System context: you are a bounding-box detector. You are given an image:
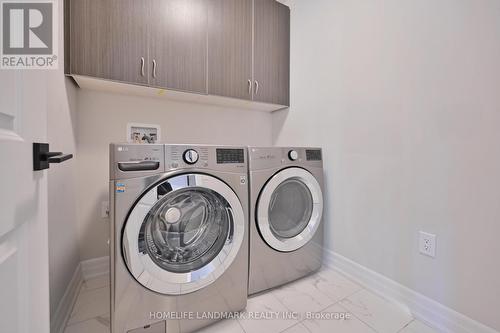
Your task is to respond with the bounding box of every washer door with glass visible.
[256,167,323,252]
[122,173,244,295]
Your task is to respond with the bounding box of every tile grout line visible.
[65,282,110,330]
[265,271,367,332]
[261,268,371,331]
[64,283,85,330]
[235,315,247,333]
[327,265,421,331]
[397,319,415,333]
[335,301,381,333]
[64,315,108,330]
[337,292,415,333]
[332,274,416,333]
[237,290,300,333]
[292,288,373,332]
[279,321,311,333]
[65,308,110,329]
[268,275,333,314]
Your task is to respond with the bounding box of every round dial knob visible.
[288,150,299,161]
[183,149,199,164]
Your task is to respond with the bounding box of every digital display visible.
[306,149,322,161]
[216,149,245,164]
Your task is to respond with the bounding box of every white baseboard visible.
[81,256,110,280]
[323,249,499,333]
[50,264,84,333]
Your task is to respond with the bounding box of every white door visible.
[0,71,50,333]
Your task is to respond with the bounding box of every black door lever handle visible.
[46,152,63,157]
[33,143,74,171]
[48,153,73,164]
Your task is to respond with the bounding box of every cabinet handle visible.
[140,57,145,77]
[152,60,157,78]
[254,80,259,95]
[247,79,252,95]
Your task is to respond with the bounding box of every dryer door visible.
[122,173,244,295]
[256,167,323,252]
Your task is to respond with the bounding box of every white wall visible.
[76,90,273,260]
[47,0,80,318]
[273,0,500,331]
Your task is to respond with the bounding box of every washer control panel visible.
[165,145,246,171]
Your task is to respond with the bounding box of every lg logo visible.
[2,2,52,54]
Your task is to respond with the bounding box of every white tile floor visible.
[64,267,439,333]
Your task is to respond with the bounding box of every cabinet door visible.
[254,0,290,106]
[108,0,150,85]
[68,0,111,78]
[208,0,253,100]
[150,0,208,93]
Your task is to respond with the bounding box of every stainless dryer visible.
[110,144,249,333]
[248,147,324,295]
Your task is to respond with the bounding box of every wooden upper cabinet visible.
[68,0,149,85]
[253,0,290,106]
[150,0,208,93]
[208,0,253,100]
[66,0,290,109]
[67,0,111,78]
[108,0,150,85]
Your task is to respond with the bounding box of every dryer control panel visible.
[305,149,322,161]
[248,147,323,170]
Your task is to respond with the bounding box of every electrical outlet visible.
[419,231,436,257]
[101,201,110,219]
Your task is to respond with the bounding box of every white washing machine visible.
[110,144,249,333]
[248,147,324,295]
